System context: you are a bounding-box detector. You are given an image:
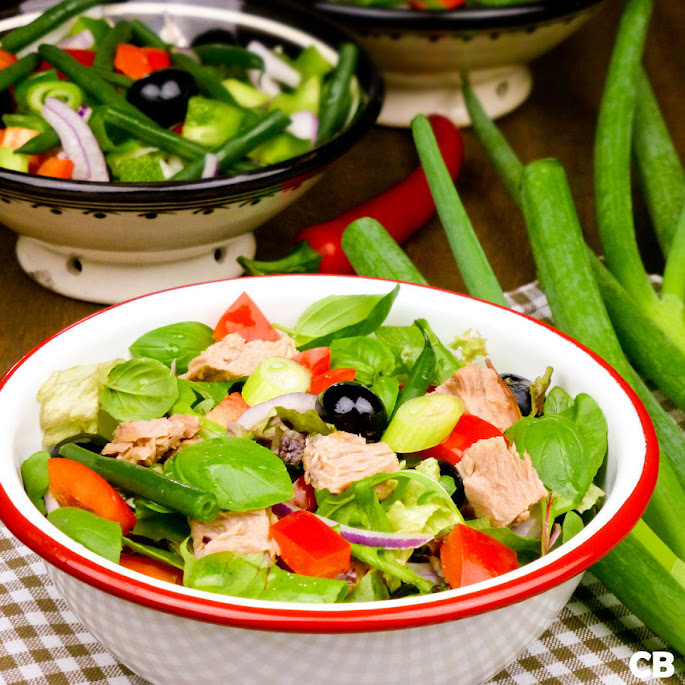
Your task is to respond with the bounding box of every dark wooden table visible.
[1,0,682,376]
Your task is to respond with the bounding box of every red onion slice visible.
[41,97,108,182]
[247,41,301,88]
[248,68,280,98]
[272,501,434,549]
[57,28,95,50]
[237,392,318,430]
[287,111,318,141]
[201,153,219,179]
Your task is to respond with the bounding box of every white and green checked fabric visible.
[1,282,683,684]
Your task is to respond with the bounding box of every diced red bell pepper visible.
[440,523,518,589]
[421,413,505,465]
[0,49,18,71]
[119,553,184,584]
[47,458,136,535]
[410,0,465,8]
[292,347,331,376]
[141,47,171,71]
[36,157,74,179]
[270,510,350,578]
[308,367,356,395]
[114,44,153,80]
[205,391,250,425]
[212,292,281,342]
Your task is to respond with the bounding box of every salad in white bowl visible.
[0,275,656,685]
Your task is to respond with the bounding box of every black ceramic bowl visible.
[0,0,383,303]
[310,0,606,127]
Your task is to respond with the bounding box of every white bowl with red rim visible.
[0,274,657,685]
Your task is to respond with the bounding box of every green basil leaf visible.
[21,450,50,515]
[99,358,179,421]
[293,285,399,350]
[129,322,215,375]
[376,318,461,385]
[371,375,399,416]
[132,499,190,542]
[543,386,574,414]
[122,537,185,569]
[562,510,584,544]
[166,436,293,511]
[506,415,591,507]
[47,507,122,563]
[330,336,396,386]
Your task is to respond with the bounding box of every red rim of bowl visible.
[0,275,659,633]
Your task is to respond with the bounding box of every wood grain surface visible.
[1,0,683,376]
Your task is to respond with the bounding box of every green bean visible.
[341,217,428,285]
[37,45,155,124]
[170,109,290,181]
[17,129,60,155]
[0,0,107,53]
[0,53,40,94]
[392,321,435,415]
[411,114,508,307]
[59,444,219,522]
[193,44,264,71]
[129,18,168,50]
[93,20,132,71]
[315,42,358,146]
[103,107,206,161]
[90,66,134,89]
[632,67,685,257]
[171,52,238,106]
[462,74,524,207]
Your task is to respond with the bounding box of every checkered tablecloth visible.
[1,282,683,684]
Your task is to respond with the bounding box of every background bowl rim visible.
[0,0,384,201]
[309,0,606,31]
[0,274,658,633]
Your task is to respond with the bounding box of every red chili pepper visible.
[293,114,464,274]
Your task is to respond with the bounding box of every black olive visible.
[317,382,388,442]
[49,432,109,458]
[125,68,198,129]
[0,89,12,116]
[190,28,237,47]
[436,459,465,508]
[501,372,533,416]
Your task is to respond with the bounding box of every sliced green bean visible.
[171,52,238,106]
[193,44,264,71]
[103,107,206,161]
[93,20,132,71]
[59,444,219,522]
[90,66,134,89]
[17,129,60,155]
[315,42,358,146]
[411,113,508,307]
[130,18,168,50]
[0,53,41,93]
[0,0,107,53]
[633,67,685,257]
[341,217,429,285]
[170,109,290,181]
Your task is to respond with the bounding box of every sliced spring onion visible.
[271,501,434,549]
[381,394,464,453]
[241,356,312,407]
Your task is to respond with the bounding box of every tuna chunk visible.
[455,436,547,527]
[181,332,296,382]
[432,362,521,431]
[102,414,201,466]
[302,432,399,494]
[189,509,280,559]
